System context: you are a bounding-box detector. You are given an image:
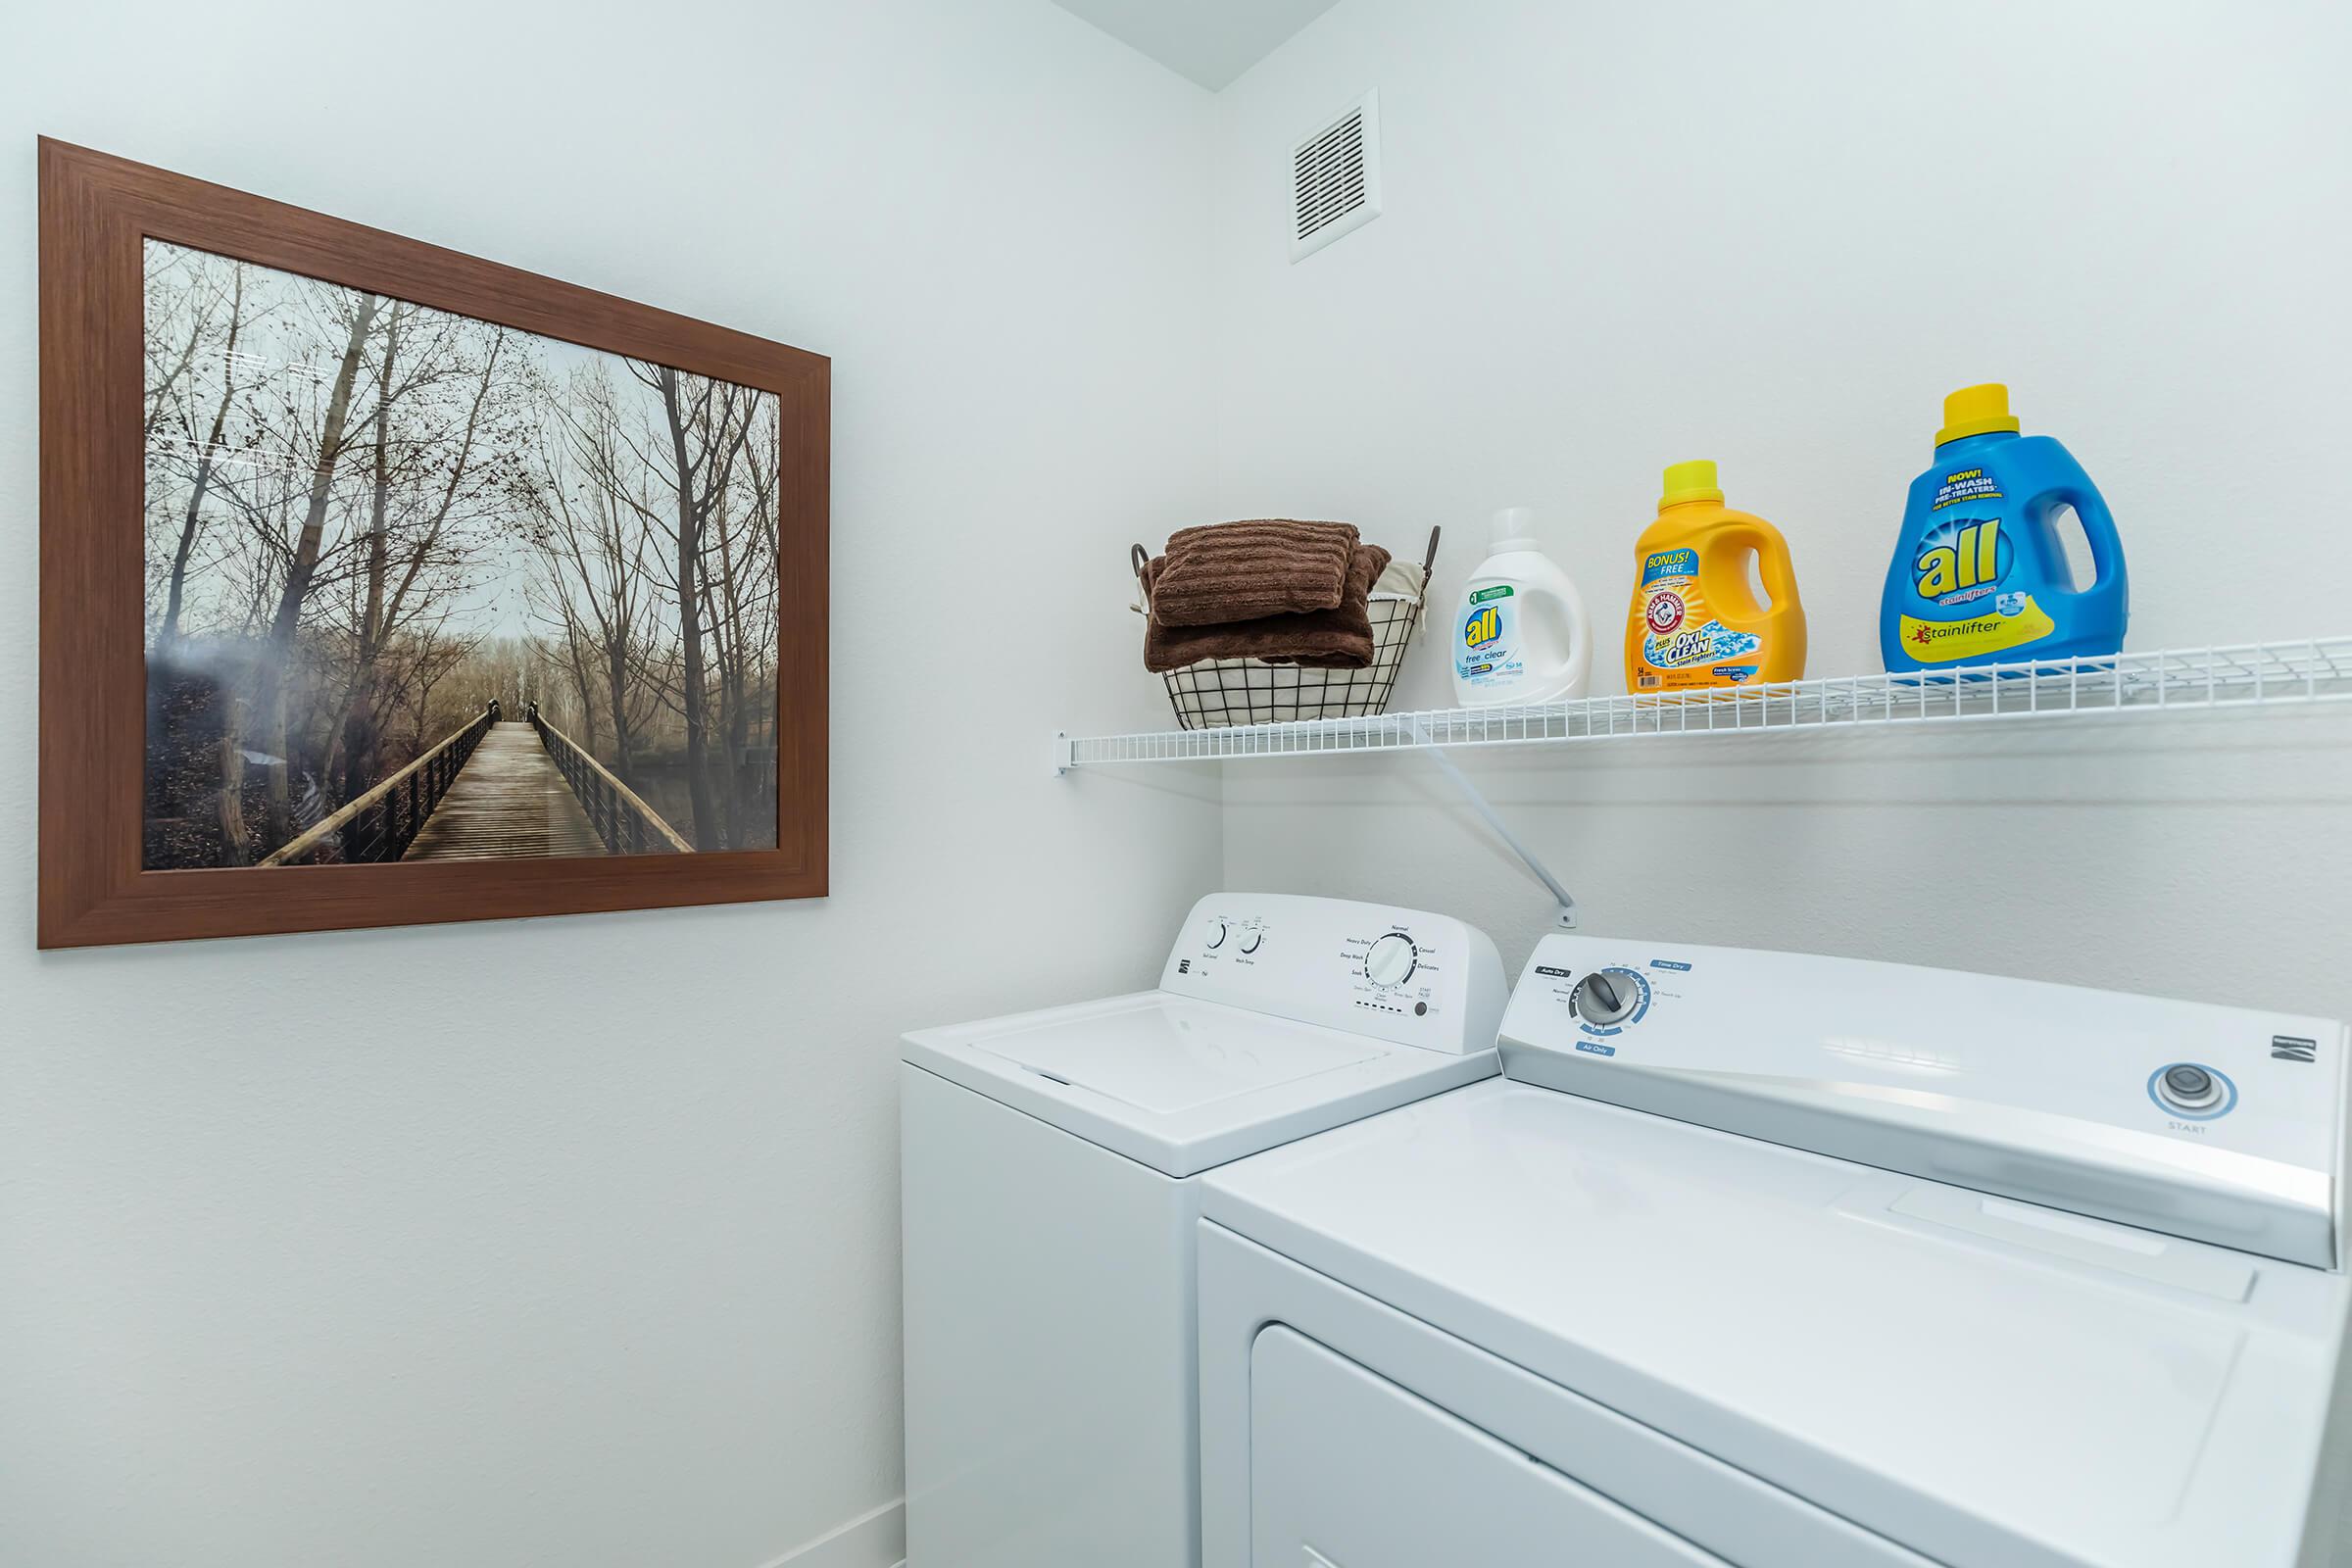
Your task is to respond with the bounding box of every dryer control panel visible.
[1500,935,2349,1269]
[1162,893,1507,1055]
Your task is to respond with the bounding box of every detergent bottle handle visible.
[2044,481,2127,611]
[1715,514,1802,613]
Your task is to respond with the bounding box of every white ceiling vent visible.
[1290,90,1382,262]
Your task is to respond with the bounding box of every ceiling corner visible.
[1049,0,1342,91]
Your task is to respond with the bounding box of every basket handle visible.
[1131,543,1153,613]
[1419,524,1442,580]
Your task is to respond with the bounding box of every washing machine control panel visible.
[1161,893,1508,1055]
[1498,934,2349,1269]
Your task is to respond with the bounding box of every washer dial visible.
[1203,919,1228,950]
[1364,933,1418,989]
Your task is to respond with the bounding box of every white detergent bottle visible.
[1449,507,1592,706]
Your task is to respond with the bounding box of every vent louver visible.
[1291,90,1382,262]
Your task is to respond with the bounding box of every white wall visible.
[1207,0,2352,1021]
[0,4,1219,1565]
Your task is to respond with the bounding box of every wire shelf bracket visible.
[1410,716,1579,929]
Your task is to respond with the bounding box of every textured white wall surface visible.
[0,3,1219,1565]
[1207,0,2352,1014]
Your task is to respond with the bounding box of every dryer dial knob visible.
[1573,969,1640,1027]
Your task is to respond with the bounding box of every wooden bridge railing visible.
[259,702,501,867]
[524,705,695,856]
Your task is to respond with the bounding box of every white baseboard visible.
[758,1497,906,1568]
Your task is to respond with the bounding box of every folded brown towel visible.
[1147,519,1361,627]
[1145,543,1392,672]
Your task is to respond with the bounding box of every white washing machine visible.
[901,892,1507,1568]
[1200,936,2352,1568]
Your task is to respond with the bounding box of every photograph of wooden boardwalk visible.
[399,721,610,862]
[140,240,783,869]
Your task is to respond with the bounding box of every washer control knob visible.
[1573,969,1640,1027]
[2158,1063,2223,1110]
[1203,919,1228,950]
[1364,933,1417,988]
[1239,928,1263,955]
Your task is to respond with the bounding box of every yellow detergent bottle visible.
[1624,461,1807,693]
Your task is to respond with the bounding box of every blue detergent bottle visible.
[1882,383,2128,672]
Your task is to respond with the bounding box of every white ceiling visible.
[1050,0,1342,90]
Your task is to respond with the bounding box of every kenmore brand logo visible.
[2274,1036,2319,1063]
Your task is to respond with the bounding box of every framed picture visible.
[37,139,828,947]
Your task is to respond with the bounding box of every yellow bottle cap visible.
[1937,383,2022,446]
[1659,459,1723,509]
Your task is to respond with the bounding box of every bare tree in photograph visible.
[520,365,666,788]
[242,286,380,848]
[143,243,232,445]
[630,362,758,850]
[150,259,248,655]
[700,394,783,847]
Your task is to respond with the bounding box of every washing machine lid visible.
[1200,1079,2352,1568]
[957,995,1383,1112]
[903,992,1495,1177]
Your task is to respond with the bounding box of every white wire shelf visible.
[1056,637,2352,770]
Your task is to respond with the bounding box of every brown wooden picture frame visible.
[38,138,829,947]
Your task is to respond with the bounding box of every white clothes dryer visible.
[901,893,1506,1568]
[1200,936,2352,1568]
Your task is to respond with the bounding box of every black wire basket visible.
[1135,527,1441,729]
